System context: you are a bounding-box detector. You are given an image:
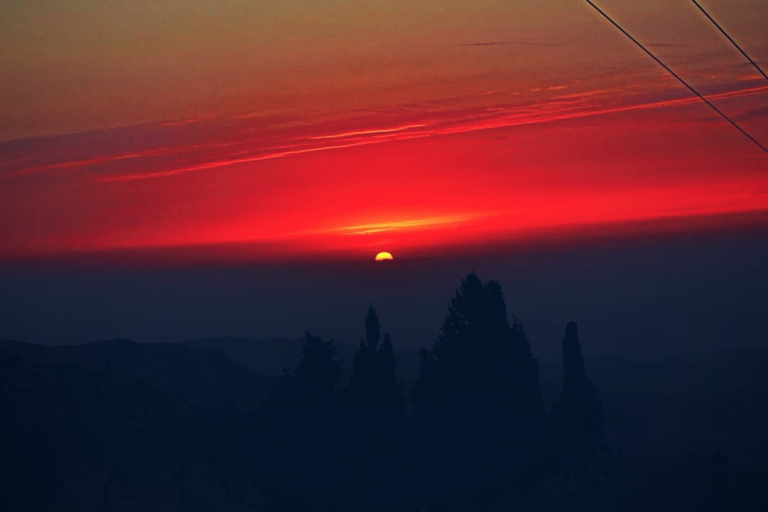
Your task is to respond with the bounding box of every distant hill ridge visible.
[181,336,424,387]
[178,336,768,395]
[5,337,767,397]
[3,337,768,473]
[0,338,276,409]
[182,337,314,376]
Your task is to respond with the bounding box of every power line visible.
[691,0,768,82]
[584,0,768,155]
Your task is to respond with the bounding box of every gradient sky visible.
[1,0,767,261]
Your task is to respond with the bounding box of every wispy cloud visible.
[646,43,688,48]
[7,78,767,184]
[461,41,563,47]
[8,148,171,178]
[737,105,768,122]
[323,213,486,236]
[310,124,428,140]
[96,139,409,183]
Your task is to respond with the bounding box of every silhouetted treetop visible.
[414,272,539,403]
[378,333,406,419]
[346,308,405,422]
[553,321,604,468]
[563,321,587,394]
[348,309,379,405]
[379,334,399,397]
[294,331,343,395]
[365,306,381,350]
[435,273,531,367]
[411,272,546,508]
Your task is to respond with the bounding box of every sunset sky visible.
[1,0,767,261]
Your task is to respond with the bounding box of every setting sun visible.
[375,252,394,261]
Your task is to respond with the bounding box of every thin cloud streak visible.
[310,124,429,140]
[326,213,487,236]
[96,138,431,183]
[9,150,167,178]
[4,140,243,179]
[9,81,767,184]
[462,41,564,47]
[435,85,768,136]
[646,43,688,48]
[94,83,768,182]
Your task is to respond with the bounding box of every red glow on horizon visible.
[1,68,768,263]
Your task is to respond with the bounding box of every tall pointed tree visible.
[378,333,405,421]
[341,308,407,495]
[563,322,587,389]
[553,321,604,467]
[365,306,380,350]
[347,307,405,420]
[348,306,381,407]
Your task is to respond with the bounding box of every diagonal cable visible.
[691,0,768,82]
[585,0,768,155]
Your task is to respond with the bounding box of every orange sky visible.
[1,0,767,261]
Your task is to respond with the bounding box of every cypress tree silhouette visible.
[411,273,545,508]
[347,306,381,409]
[553,321,604,468]
[378,333,405,421]
[342,308,408,499]
[347,307,405,419]
[563,322,587,395]
[366,306,381,350]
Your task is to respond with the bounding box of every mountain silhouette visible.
[0,338,275,409]
[182,336,423,388]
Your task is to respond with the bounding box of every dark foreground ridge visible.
[2,273,768,511]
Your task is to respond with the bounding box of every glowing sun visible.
[375,251,393,261]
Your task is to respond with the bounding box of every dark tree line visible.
[257,273,606,511]
[4,272,767,511]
